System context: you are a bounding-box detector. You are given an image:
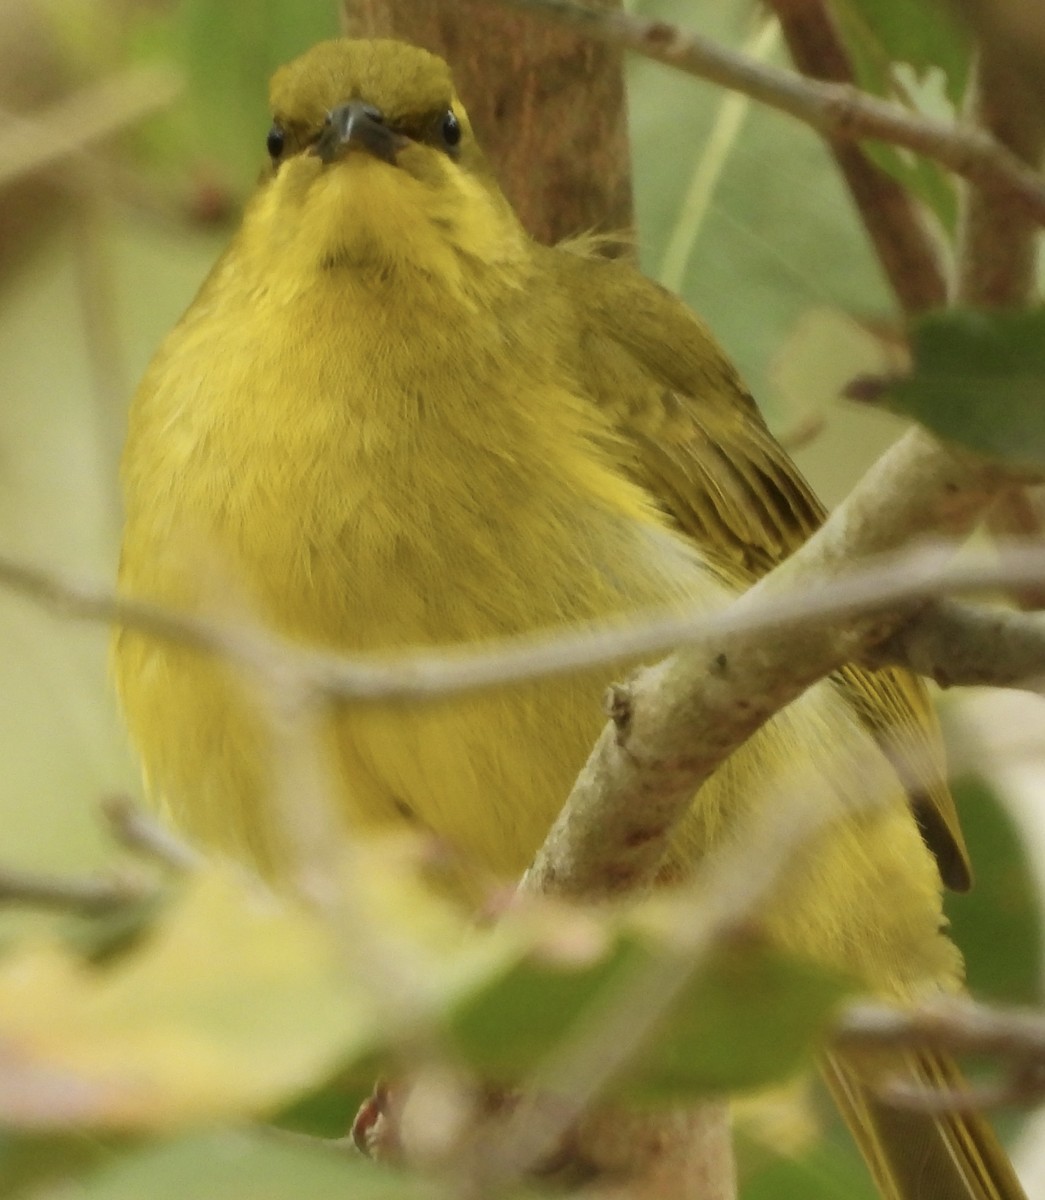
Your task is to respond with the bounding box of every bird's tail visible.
[822,1048,1027,1200]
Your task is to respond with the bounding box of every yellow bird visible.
[115,38,1025,1200]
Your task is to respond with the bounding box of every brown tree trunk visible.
[342,0,633,245]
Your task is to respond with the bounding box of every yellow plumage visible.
[114,38,1024,1199]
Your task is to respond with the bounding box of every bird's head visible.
[247,39,527,290]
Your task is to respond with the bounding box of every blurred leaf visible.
[882,308,1045,466]
[448,929,852,1099]
[861,140,957,233]
[72,1130,428,1200]
[632,0,895,423]
[0,1130,115,1198]
[0,868,372,1131]
[127,0,339,190]
[771,307,900,417]
[827,0,962,230]
[830,0,971,105]
[738,1126,877,1200]
[634,939,852,1099]
[270,1073,365,1141]
[945,774,1043,1004]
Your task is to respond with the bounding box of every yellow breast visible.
[115,150,955,999]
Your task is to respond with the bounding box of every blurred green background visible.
[1,0,1042,1192]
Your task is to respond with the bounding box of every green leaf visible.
[830,0,971,107]
[448,928,852,1100]
[270,1074,365,1141]
[632,940,853,1099]
[632,0,898,420]
[739,1128,877,1200]
[861,140,957,233]
[74,1131,428,1200]
[0,1131,115,1199]
[827,0,964,229]
[945,774,1043,1005]
[882,308,1045,467]
[126,0,339,190]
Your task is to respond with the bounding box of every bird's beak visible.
[313,100,403,166]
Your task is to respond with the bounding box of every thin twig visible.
[879,1075,1039,1116]
[838,996,1045,1115]
[101,795,203,873]
[837,996,1045,1060]
[0,67,182,190]
[5,542,1045,708]
[492,0,1045,226]
[986,490,1045,610]
[836,997,1045,1114]
[0,865,150,915]
[0,553,285,682]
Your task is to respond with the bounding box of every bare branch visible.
[837,997,1045,1113]
[838,996,1045,1060]
[954,53,1045,307]
[0,864,150,915]
[880,1074,1042,1116]
[496,752,870,1186]
[491,0,1045,227]
[385,734,907,1194]
[525,428,1012,899]
[0,67,182,190]
[101,795,202,873]
[875,599,1045,690]
[986,490,1045,610]
[7,542,1045,710]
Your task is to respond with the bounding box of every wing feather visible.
[548,243,970,892]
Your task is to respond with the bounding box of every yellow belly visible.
[115,471,956,1001]
[115,270,957,1000]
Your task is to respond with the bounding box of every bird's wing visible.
[548,243,970,893]
[823,1049,1027,1200]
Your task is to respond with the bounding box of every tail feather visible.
[822,1050,1027,1200]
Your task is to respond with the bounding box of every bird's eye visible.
[440,110,461,151]
[266,124,286,160]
